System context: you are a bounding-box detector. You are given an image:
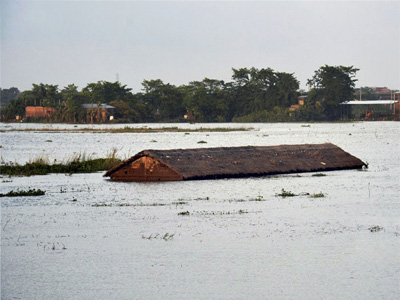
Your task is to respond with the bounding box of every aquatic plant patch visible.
[141,233,175,241]
[276,188,296,197]
[0,157,121,176]
[6,126,252,133]
[178,209,257,216]
[312,173,327,177]
[0,188,45,197]
[92,202,167,207]
[310,192,325,198]
[368,225,384,232]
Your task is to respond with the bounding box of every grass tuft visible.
[7,126,252,133]
[0,150,121,176]
[0,188,45,197]
[310,192,325,198]
[178,211,190,216]
[312,173,327,177]
[368,225,384,232]
[276,188,296,197]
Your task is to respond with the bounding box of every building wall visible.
[348,104,395,120]
[394,102,400,121]
[25,106,55,118]
[110,156,182,181]
[86,108,110,123]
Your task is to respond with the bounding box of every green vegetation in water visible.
[368,225,384,232]
[0,151,121,176]
[92,202,167,207]
[276,188,296,197]
[197,140,207,144]
[310,192,325,198]
[312,173,327,177]
[194,196,210,201]
[7,126,252,133]
[0,188,45,197]
[142,233,175,241]
[172,201,188,205]
[193,210,250,215]
[250,194,265,201]
[178,211,190,216]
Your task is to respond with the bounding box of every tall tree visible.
[82,81,132,104]
[0,87,20,108]
[307,65,359,120]
[61,84,82,122]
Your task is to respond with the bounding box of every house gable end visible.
[109,156,183,182]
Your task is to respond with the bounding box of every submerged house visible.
[104,143,366,182]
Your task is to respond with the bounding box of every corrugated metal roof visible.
[82,103,115,109]
[341,100,398,105]
[104,144,366,181]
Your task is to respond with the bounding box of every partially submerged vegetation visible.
[368,225,384,232]
[310,192,325,198]
[276,189,326,199]
[3,126,252,133]
[0,188,45,197]
[276,188,297,197]
[92,202,167,207]
[0,151,121,176]
[141,233,175,241]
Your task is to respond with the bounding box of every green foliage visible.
[178,211,190,216]
[312,173,326,177]
[276,188,296,197]
[0,188,45,197]
[2,65,360,123]
[1,87,20,108]
[307,65,359,120]
[310,192,325,198]
[0,157,121,176]
[82,81,132,104]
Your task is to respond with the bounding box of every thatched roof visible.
[104,143,366,181]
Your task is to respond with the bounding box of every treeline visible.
[1,65,358,123]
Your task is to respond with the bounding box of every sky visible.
[1,0,399,93]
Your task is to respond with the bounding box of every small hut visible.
[104,143,366,182]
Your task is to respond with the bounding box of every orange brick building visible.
[25,106,56,118]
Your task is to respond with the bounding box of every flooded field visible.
[1,122,399,299]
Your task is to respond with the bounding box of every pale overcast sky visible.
[1,0,399,92]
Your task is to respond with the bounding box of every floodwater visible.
[1,122,399,300]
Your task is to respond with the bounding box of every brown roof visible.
[104,143,366,181]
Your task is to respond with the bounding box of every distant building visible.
[25,106,56,119]
[298,95,307,106]
[340,100,399,120]
[289,96,306,111]
[82,103,115,123]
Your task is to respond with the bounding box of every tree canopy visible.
[307,65,359,120]
[1,65,362,123]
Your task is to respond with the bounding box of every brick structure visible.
[25,106,56,119]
